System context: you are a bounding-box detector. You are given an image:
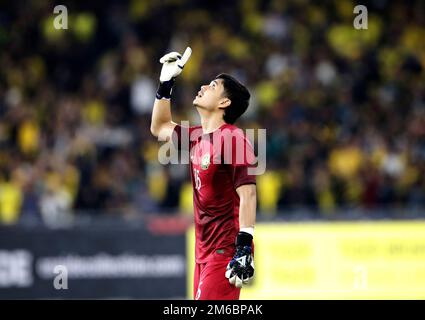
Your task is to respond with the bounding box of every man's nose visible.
[201,85,208,91]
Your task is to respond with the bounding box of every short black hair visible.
[215,73,250,124]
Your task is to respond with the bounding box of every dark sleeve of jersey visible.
[234,165,257,190]
[172,124,203,152]
[232,135,257,189]
[172,124,189,151]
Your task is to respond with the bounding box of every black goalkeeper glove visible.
[225,231,254,288]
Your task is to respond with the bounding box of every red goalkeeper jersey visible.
[173,123,256,263]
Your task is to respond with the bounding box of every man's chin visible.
[193,97,207,109]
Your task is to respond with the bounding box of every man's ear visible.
[218,98,231,110]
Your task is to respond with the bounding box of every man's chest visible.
[189,139,229,192]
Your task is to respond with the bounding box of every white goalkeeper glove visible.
[156,47,192,99]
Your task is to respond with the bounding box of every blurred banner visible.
[0,223,186,299]
[187,221,425,299]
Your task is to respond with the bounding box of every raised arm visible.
[150,98,177,141]
[150,47,192,141]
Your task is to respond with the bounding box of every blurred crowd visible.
[0,0,424,225]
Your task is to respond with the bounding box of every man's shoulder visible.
[217,123,247,140]
[189,125,203,140]
[220,123,240,131]
[175,124,202,138]
[190,125,203,130]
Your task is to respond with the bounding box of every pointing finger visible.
[178,47,192,67]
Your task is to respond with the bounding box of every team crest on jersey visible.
[201,153,211,170]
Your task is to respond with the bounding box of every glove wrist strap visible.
[156,78,175,99]
[236,231,253,248]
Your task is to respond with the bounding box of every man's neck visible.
[199,111,226,134]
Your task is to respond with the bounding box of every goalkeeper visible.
[150,47,257,300]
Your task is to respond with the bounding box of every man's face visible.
[193,79,228,111]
